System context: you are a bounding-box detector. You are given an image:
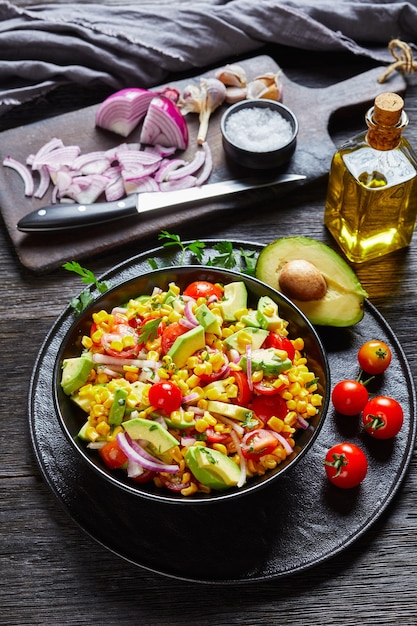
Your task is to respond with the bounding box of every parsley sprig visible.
[62,261,109,314]
[151,231,256,275]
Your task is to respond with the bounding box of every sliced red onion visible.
[215,413,245,436]
[2,156,34,196]
[140,96,188,150]
[179,316,197,330]
[95,88,156,137]
[181,435,197,446]
[230,429,247,487]
[167,148,205,180]
[153,158,187,182]
[159,175,197,191]
[184,300,199,327]
[296,414,309,430]
[271,431,294,455]
[246,343,253,392]
[182,392,200,404]
[127,458,146,479]
[92,353,161,369]
[196,141,213,186]
[117,432,179,473]
[145,144,177,158]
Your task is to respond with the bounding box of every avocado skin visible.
[256,236,368,327]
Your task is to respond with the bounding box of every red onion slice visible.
[3,156,34,196]
[271,431,294,455]
[117,432,179,473]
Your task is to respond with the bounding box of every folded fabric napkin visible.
[1,0,417,114]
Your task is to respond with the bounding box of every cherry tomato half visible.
[148,381,182,414]
[264,332,295,361]
[99,440,128,469]
[358,340,392,375]
[362,395,404,439]
[161,322,188,354]
[205,428,229,443]
[233,370,252,406]
[251,394,288,423]
[183,281,223,300]
[132,469,156,484]
[324,442,368,489]
[241,428,278,460]
[331,379,369,416]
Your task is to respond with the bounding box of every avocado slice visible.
[224,326,268,354]
[168,324,205,368]
[195,303,222,335]
[122,417,178,453]
[256,295,287,331]
[255,236,368,327]
[218,281,248,321]
[61,352,93,396]
[207,399,253,422]
[239,348,292,376]
[185,445,241,490]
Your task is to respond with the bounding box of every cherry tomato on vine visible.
[251,394,288,422]
[148,381,182,414]
[183,281,223,300]
[331,379,369,415]
[358,340,392,375]
[362,395,404,439]
[241,429,279,460]
[324,442,368,489]
[264,332,295,361]
[99,440,128,469]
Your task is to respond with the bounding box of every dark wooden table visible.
[2,2,417,624]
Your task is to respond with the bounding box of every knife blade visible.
[17,173,306,232]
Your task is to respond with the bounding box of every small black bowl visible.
[221,99,298,170]
[54,266,329,504]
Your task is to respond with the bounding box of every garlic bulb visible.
[178,83,202,115]
[225,86,248,104]
[197,78,227,144]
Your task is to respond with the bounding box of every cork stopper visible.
[373,93,404,126]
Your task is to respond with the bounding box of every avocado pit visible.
[278,259,327,302]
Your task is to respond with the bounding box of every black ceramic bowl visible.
[54,266,329,504]
[221,99,298,169]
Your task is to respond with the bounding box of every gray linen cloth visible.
[1,0,417,114]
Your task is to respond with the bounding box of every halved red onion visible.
[140,96,188,150]
[95,88,156,137]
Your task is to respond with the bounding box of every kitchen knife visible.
[17,173,305,232]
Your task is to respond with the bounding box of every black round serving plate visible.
[29,240,417,584]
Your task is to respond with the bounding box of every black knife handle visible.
[17,195,137,232]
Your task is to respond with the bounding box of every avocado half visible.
[255,236,368,327]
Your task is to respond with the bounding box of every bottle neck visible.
[365,105,408,151]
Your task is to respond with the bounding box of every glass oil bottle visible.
[324,92,417,263]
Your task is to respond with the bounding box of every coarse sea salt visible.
[225,107,293,152]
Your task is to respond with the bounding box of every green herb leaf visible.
[158,231,206,264]
[137,317,161,344]
[63,261,109,314]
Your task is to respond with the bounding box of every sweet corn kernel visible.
[221,327,234,338]
[93,310,110,324]
[286,399,297,411]
[234,308,248,320]
[237,331,252,346]
[195,418,209,433]
[203,412,217,426]
[195,362,212,377]
[197,398,208,410]
[96,421,110,436]
[81,335,93,349]
[157,367,170,380]
[306,405,318,416]
[311,394,323,406]
[187,356,200,369]
[186,374,200,389]
[251,370,264,383]
[181,483,199,496]
[205,387,221,401]
[267,416,284,432]
[212,443,228,455]
[229,362,242,371]
[293,337,304,350]
[86,426,99,442]
[284,411,298,427]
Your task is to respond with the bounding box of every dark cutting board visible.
[0,55,406,273]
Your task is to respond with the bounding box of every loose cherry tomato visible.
[358,340,392,375]
[251,394,288,422]
[331,379,369,416]
[264,332,295,361]
[148,381,182,414]
[241,428,278,460]
[324,442,368,489]
[233,370,252,406]
[183,281,223,300]
[161,322,188,354]
[362,395,403,439]
[99,440,128,469]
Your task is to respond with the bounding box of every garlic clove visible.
[215,64,247,88]
[225,86,248,104]
[247,72,283,101]
[197,78,227,144]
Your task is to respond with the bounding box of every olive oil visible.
[324,93,417,263]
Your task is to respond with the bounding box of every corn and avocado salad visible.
[61,279,323,496]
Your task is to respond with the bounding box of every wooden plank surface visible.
[2,1,417,624]
[0,56,405,272]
